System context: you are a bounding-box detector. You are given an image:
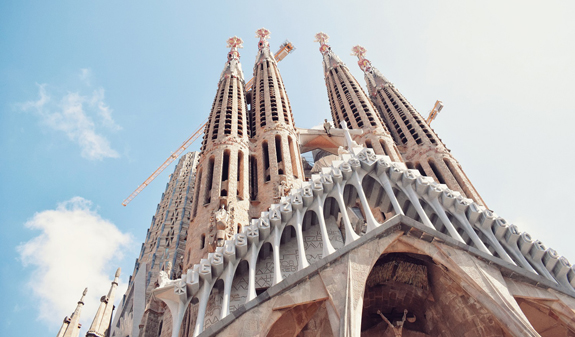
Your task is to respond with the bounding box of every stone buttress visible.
[186,37,251,268]
[248,28,304,216]
[315,32,402,162]
[352,45,485,206]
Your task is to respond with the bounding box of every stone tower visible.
[101,31,575,337]
[352,45,485,205]
[86,268,121,337]
[315,32,403,162]
[109,152,199,337]
[248,28,304,216]
[56,288,87,337]
[186,36,251,267]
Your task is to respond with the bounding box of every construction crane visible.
[122,40,296,206]
[122,118,207,206]
[244,40,295,91]
[426,100,444,125]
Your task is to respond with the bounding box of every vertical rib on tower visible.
[249,28,303,215]
[353,45,485,206]
[186,36,251,268]
[315,33,402,162]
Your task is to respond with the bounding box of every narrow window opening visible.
[204,157,214,204]
[221,151,230,197]
[200,234,205,249]
[275,135,284,175]
[263,141,271,182]
[250,156,258,200]
[416,163,426,177]
[428,159,446,185]
[237,151,244,199]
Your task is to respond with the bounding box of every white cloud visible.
[20,74,122,160]
[17,197,133,332]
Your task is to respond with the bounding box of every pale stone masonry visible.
[110,152,199,337]
[65,29,575,337]
[248,28,304,217]
[315,32,403,163]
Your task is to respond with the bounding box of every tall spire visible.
[315,33,402,162]
[57,288,87,337]
[187,36,251,268]
[86,268,120,337]
[353,45,485,205]
[249,27,304,213]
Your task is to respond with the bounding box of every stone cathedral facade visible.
[59,29,575,337]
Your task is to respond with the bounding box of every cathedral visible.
[57,29,575,337]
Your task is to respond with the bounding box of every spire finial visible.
[226,36,243,61]
[315,32,331,55]
[226,36,243,49]
[351,45,372,73]
[255,28,270,41]
[314,32,329,45]
[255,28,271,50]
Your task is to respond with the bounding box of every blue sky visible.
[2,1,574,335]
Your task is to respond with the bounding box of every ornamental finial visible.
[351,45,372,73]
[314,32,330,45]
[226,36,243,61]
[226,36,244,49]
[351,45,367,58]
[255,28,271,41]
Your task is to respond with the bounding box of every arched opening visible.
[229,260,249,313]
[323,197,345,248]
[515,298,575,336]
[279,225,299,279]
[428,159,446,185]
[204,157,215,204]
[204,279,224,329]
[192,169,202,217]
[221,150,230,197]
[361,253,508,336]
[275,135,284,175]
[343,184,366,236]
[255,242,274,295]
[263,141,271,182]
[362,174,396,224]
[250,155,258,201]
[393,188,420,222]
[300,211,327,264]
